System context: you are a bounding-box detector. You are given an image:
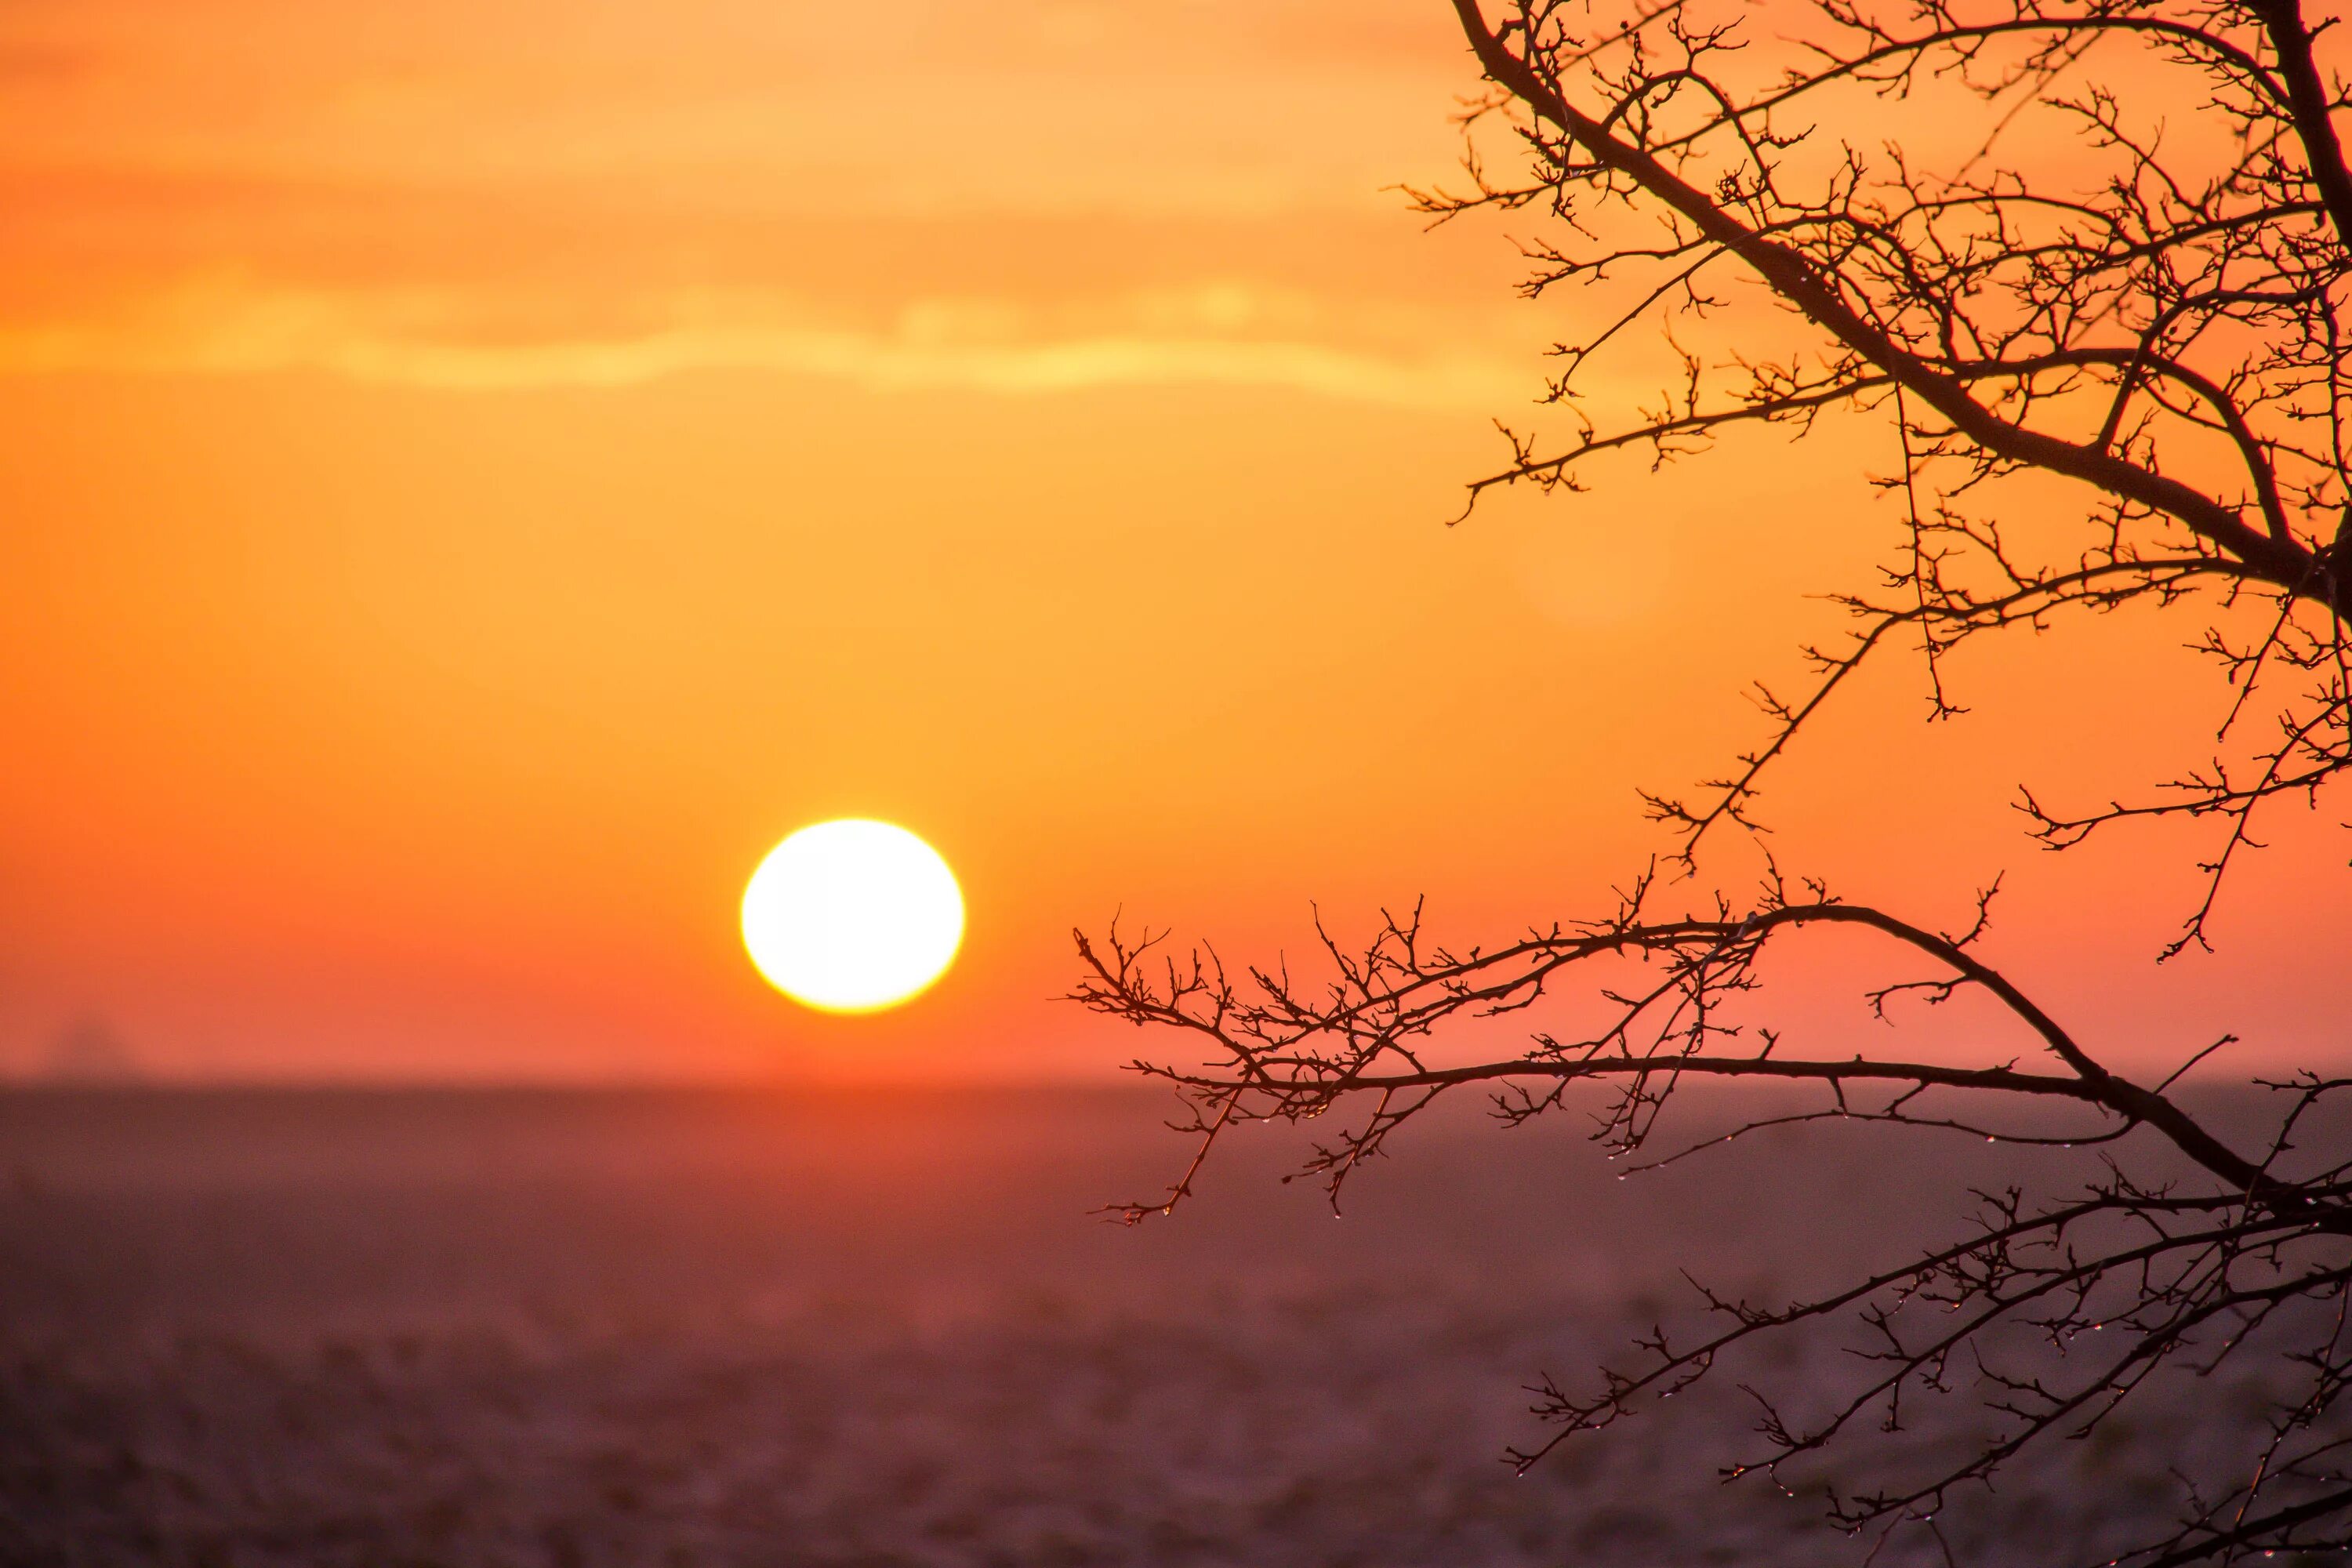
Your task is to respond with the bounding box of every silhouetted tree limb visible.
[1077,2,2352,1563]
[1423,0,2352,952]
[1076,877,2352,1564]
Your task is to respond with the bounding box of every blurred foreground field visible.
[0,1084,2301,1566]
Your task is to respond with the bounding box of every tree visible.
[1072,1,2352,1563]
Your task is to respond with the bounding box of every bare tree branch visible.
[1079,2,2352,1562]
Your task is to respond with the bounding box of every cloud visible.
[0,0,1523,401]
[0,277,1525,407]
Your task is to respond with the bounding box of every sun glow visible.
[740,820,964,1014]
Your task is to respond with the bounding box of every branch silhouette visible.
[1076,1,2352,1563]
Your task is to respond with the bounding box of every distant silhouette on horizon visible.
[43,1015,145,1085]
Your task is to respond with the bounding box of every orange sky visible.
[2,0,2345,1083]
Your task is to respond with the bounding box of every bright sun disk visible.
[741,819,964,1014]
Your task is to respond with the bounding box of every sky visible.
[2,0,2345,1084]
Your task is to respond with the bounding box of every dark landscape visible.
[1,1083,2313,1566]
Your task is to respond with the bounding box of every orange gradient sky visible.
[3,0,2345,1083]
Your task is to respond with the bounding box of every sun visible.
[740,819,964,1014]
